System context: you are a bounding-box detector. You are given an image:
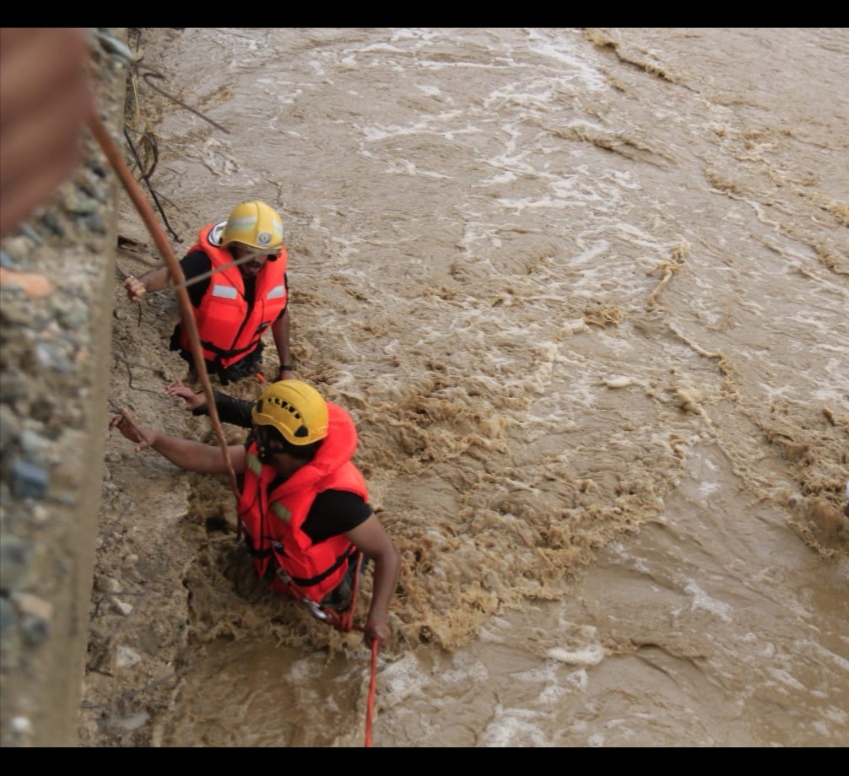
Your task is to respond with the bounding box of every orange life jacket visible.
[236,402,368,603]
[179,221,288,371]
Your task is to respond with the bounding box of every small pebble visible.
[41,212,64,237]
[116,645,141,668]
[11,716,33,735]
[15,595,52,645]
[111,711,149,732]
[94,31,135,64]
[86,212,106,234]
[98,576,121,593]
[13,592,53,621]
[112,598,134,617]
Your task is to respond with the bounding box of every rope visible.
[89,111,241,502]
[364,639,379,747]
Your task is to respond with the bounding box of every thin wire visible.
[123,126,182,243]
[138,65,230,134]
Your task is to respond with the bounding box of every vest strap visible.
[199,337,262,359]
[286,544,358,588]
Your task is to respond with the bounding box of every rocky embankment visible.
[0,29,129,747]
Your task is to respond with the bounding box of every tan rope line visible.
[168,248,273,291]
[89,111,240,500]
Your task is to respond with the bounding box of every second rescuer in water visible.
[111,379,401,646]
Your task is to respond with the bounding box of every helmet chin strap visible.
[255,426,270,461]
[255,426,288,465]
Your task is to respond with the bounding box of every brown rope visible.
[89,111,240,501]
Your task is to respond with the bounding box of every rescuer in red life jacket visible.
[110,379,402,647]
[123,200,296,385]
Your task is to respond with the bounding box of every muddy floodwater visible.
[86,28,848,747]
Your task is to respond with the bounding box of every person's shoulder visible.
[180,248,212,277]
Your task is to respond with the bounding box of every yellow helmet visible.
[252,380,329,446]
[221,200,284,251]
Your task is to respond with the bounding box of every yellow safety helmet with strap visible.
[252,380,329,446]
[221,200,284,252]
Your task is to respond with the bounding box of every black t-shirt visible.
[265,476,373,544]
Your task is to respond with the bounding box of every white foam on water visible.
[684,582,733,623]
[546,644,606,666]
[480,704,553,747]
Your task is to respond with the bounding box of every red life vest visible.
[179,221,289,370]
[236,402,368,603]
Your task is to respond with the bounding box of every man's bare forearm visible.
[272,308,293,373]
[367,543,401,626]
[148,431,242,475]
[136,264,170,293]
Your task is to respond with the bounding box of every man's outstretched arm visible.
[110,412,247,475]
[345,515,401,648]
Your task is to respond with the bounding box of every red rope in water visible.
[365,639,379,747]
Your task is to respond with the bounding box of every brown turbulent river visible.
[98,28,847,746]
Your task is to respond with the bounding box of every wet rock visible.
[0,597,15,632]
[87,159,108,179]
[13,594,53,645]
[57,299,90,330]
[75,169,109,203]
[0,298,34,326]
[63,191,101,216]
[35,341,73,373]
[40,212,64,237]
[20,616,50,645]
[9,459,50,500]
[0,406,20,455]
[56,491,77,507]
[85,212,107,234]
[1,238,36,264]
[18,430,44,459]
[0,535,36,591]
